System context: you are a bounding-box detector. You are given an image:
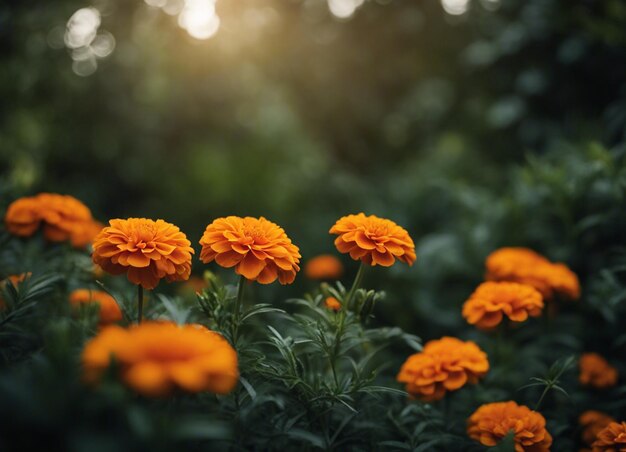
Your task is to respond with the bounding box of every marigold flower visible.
[396,336,489,401]
[486,247,580,300]
[0,273,31,309]
[330,213,415,267]
[5,193,99,247]
[462,281,544,330]
[592,421,626,451]
[579,353,618,389]
[305,254,344,280]
[324,296,341,312]
[71,220,105,248]
[92,218,194,290]
[70,289,123,324]
[199,216,301,285]
[467,401,552,452]
[579,411,616,446]
[82,321,238,397]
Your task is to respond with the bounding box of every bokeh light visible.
[441,0,469,15]
[178,0,220,40]
[64,7,115,76]
[327,0,364,19]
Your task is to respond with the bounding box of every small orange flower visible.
[305,254,344,280]
[462,281,544,330]
[486,247,580,300]
[592,421,626,451]
[579,411,615,446]
[92,218,194,290]
[199,216,301,285]
[70,289,123,324]
[579,353,618,389]
[5,193,100,247]
[330,213,415,267]
[71,220,105,248]
[0,273,31,309]
[396,337,489,401]
[467,401,552,452]
[82,321,238,397]
[324,296,341,312]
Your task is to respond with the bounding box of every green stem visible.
[137,285,144,324]
[330,263,366,388]
[233,275,246,345]
[344,262,366,310]
[535,385,550,411]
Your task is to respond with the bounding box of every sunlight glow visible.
[64,7,115,76]
[178,0,220,40]
[328,0,364,19]
[441,0,469,15]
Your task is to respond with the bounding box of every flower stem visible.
[233,275,246,345]
[137,285,144,324]
[344,262,366,309]
[534,385,550,411]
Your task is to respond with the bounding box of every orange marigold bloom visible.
[82,321,238,397]
[579,353,618,389]
[5,193,99,247]
[0,273,31,309]
[70,289,123,324]
[324,296,341,312]
[592,422,626,451]
[305,254,344,280]
[71,220,105,248]
[396,336,489,401]
[199,216,301,285]
[92,218,194,290]
[462,281,544,330]
[330,213,415,267]
[580,411,616,446]
[486,247,580,300]
[467,401,552,452]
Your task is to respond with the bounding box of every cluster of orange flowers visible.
[69,289,123,324]
[461,247,580,330]
[579,411,616,449]
[396,337,489,401]
[591,421,626,451]
[467,401,552,451]
[82,321,238,397]
[462,281,544,330]
[579,353,619,389]
[486,247,580,300]
[5,193,103,248]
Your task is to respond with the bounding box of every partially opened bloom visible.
[324,296,341,312]
[70,289,123,324]
[82,321,238,397]
[92,218,194,290]
[579,353,618,389]
[305,254,344,280]
[330,213,415,267]
[463,281,544,330]
[5,193,100,247]
[199,216,301,284]
[0,273,31,309]
[396,336,489,401]
[467,401,552,451]
[486,247,580,300]
[592,422,626,451]
[579,411,615,446]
